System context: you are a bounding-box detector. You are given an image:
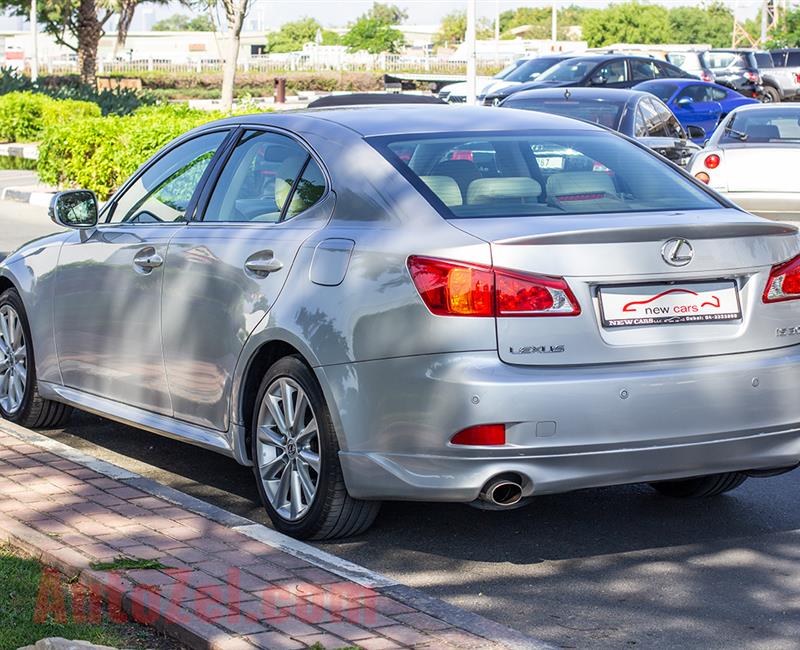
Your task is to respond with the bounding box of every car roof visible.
[729,103,800,114]
[503,87,646,103]
[215,104,603,138]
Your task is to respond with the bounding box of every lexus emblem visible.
[661,238,694,267]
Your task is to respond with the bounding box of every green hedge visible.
[38,103,224,200]
[0,92,100,143]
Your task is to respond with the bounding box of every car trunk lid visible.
[451,210,800,365]
[719,147,800,192]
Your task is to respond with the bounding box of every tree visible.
[265,17,339,53]
[152,13,215,31]
[434,10,492,47]
[668,2,733,48]
[342,3,406,54]
[219,0,251,112]
[768,6,800,47]
[581,2,671,48]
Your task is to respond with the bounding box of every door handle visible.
[133,248,163,272]
[245,253,283,276]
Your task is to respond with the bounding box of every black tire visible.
[649,472,747,498]
[0,289,72,428]
[251,355,380,540]
[761,86,781,103]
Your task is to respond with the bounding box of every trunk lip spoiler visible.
[494,222,799,246]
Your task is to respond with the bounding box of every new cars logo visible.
[661,238,694,267]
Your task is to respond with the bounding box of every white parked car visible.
[438,59,525,104]
[689,104,800,220]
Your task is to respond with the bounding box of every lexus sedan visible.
[500,87,702,166]
[688,104,800,220]
[2,106,800,540]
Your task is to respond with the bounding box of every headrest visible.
[419,175,463,206]
[275,155,307,211]
[546,171,616,198]
[466,177,542,205]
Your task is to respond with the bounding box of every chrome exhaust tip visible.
[479,477,523,507]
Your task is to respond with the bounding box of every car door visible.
[162,127,331,431]
[674,84,721,135]
[53,129,231,415]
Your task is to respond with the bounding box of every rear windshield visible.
[371,130,722,219]
[503,98,624,129]
[493,59,523,79]
[721,108,800,144]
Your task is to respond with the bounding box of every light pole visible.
[30,0,38,81]
[551,1,557,50]
[465,0,476,105]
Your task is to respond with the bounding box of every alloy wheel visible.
[255,377,321,521]
[0,305,27,415]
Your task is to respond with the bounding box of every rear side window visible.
[788,51,800,66]
[372,130,721,219]
[632,60,658,81]
[711,87,728,101]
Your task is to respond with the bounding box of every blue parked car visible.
[634,79,758,142]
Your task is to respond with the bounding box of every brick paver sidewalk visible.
[0,420,544,650]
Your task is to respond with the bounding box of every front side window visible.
[538,59,597,83]
[593,60,627,84]
[203,130,324,223]
[374,130,721,219]
[677,84,713,104]
[109,131,228,224]
[505,58,562,83]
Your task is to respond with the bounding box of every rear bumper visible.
[317,347,800,501]
[722,191,800,220]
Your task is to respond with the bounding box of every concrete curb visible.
[0,419,552,650]
[1,187,55,207]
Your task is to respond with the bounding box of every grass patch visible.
[0,155,37,170]
[0,545,178,650]
[90,557,166,572]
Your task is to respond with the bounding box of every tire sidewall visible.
[250,356,341,538]
[0,289,35,422]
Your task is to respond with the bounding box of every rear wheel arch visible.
[240,339,329,462]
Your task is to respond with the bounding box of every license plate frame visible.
[598,280,742,328]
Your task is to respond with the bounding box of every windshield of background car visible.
[371,131,721,219]
[505,58,562,82]
[494,60,523,79]
[504,98,623,129]
[636,81,677,102]
[721,109,800,144]
[537,59,597,83]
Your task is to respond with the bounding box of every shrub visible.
[0,92,101,143]
[38,103,223,199]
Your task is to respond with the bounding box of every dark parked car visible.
[500,87,702,167]
[700,50,764,99]
[634,79,758,143]
[483,54,695,105]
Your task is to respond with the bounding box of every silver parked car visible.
[689,103,800,220]
[2,106,800,540]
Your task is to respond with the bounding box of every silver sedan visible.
[2,106,800,539]
[688,103,800,220]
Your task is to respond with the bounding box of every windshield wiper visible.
[724,126,748,141]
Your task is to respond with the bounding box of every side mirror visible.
[676,96,693,107]
[686,125,706,139]
[49,190,98,229]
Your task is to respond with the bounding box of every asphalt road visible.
[3,200,800,649]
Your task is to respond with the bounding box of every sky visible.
[1,0,765,34]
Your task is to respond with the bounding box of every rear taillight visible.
[451,424,506,446]
[704,154,720,169]
[763,254,800,303]
[407,256,581,317]
[795,73,800,84]
[744,71,760,83]
[700,71,714,82]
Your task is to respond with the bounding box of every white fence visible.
[41,52,515,76]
